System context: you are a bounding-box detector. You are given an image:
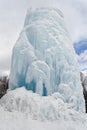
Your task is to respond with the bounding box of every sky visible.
[0,0,87,72]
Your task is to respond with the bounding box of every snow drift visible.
[9,8,83,109]
[0,87,85,121]
[0,88,87,130]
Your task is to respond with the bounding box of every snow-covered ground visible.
[0,87,87,130]
[0,107,87,130]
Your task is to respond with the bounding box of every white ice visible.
[9,8,84,110]
[0,87,86,130]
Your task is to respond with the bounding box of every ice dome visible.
[9,8,84,109]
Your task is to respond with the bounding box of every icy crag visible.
[9,8,83,109]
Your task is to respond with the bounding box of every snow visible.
[0,87,85,120]
[9,8,84,110]
[0,109,87,130]
[0,87,86,130]
[2,70,10,76]
[80,71,87,91]
[0,70,9,78]
[82,70,87,76]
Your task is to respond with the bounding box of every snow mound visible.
[0,105,87,130]
[0,87,85,121]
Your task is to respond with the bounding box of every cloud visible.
[78,50,87,62]
[0,0,87,71]
[0,49,11,71]
[74,38,87,70]
[74,39,87,55]
[76,50,87,71]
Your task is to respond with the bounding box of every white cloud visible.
[0,49,11,71]
[77,50,87,70]
[0,0,87,71]
[78,50,87,62]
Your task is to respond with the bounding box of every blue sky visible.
[74,39,87,70]
[74,40,87,55]
[0,0,87,71]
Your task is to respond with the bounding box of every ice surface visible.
[0,87,85,120]
[0,87,87,130]
[9,8,84,109]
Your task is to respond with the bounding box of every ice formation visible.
[0,87,84,120]
[9,8,83,109]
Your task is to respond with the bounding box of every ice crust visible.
[9,8,83,109]
[0,87,87,130]
[0,87,85,120]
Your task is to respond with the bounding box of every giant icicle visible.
[9,8,84,110]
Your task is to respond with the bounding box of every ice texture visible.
[9,8,83,109]
[0,88,87,130]
[0,87,85,120]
